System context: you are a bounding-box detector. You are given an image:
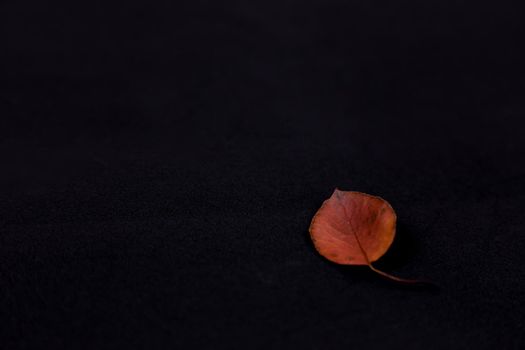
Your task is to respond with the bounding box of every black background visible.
[2,0,525,348]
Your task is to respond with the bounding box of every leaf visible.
[309,189,428,285]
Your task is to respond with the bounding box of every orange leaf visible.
[309,189,428,285]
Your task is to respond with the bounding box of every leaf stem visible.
[367,264,433,286]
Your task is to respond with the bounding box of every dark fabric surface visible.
[2,1,525,349]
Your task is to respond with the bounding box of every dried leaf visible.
[309,189,427,285]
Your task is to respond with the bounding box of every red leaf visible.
[309,189,428,285]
